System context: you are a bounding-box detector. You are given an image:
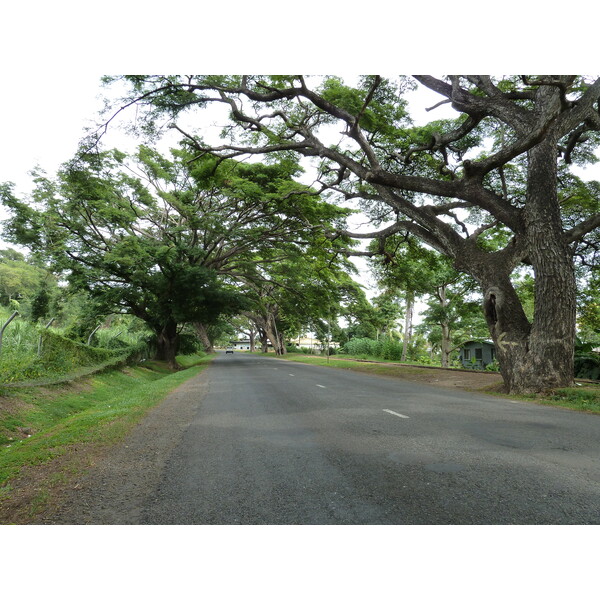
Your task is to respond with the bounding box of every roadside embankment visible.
[0,353,213,523]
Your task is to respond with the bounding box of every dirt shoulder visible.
[288,355,505,393]
[1,372,209,524]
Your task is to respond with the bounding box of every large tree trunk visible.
[478,252,575,394]
[249,313,286,355]
[516,138,575,391]
[440,322,452,368]
[480,268,573,394]
[194,322,214,353]
[475,143,576,393]
[266,317,286,355]
[155,319,180,370]
[470,249,575,394]
[258,328,269,353]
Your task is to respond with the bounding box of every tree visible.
[369,236,487,366]
[0,249,46,305]
[369,291,403,340]
[2,144,354,366]
[418,276,488,367]
[237,245,357,355]
[30,280,51,322]
[103,75,600,392]
[369,236,447,360]
[1,151,248,368]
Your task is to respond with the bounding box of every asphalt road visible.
[138,352,600,524]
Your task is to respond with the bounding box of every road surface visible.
[55,352,600,524]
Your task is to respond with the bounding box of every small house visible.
[459,340,495,370]
[231,339,252,351]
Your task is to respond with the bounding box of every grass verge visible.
[0,353,214,520]
[261,352,600,414]
[260,352,464,380]
[518,387,600,414]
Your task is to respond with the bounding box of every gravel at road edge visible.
[46,373,209,525]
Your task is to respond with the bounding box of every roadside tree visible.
[103,75,600,392]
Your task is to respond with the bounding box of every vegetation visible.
[0,354,211,519]
[101,75,600,393]
[1,75,599,393]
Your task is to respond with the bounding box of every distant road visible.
[135,351,600,524]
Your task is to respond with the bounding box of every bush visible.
[574,339,600,380]
[380,338,403,361]
[301,347,319,355]
[342,337,406,361]
[343,337,380,357]
[177,332,204,355]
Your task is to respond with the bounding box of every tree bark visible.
[467,246,574,394]
[434,285,452,368]
[258,328,269,353]
[155,319,180,370]
[193,322,214,353]
[401,291,414,362]
[249,313,286,355]
[507,138,575,392]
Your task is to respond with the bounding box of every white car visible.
[225,347,234,354]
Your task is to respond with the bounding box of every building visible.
[458,340,496,370]
[230,339,253,351]
[292,336,340,351]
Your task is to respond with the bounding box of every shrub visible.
[343,337,380,357]
[380,338,403,361]
[0,327,116,384]
[573,339,600,380]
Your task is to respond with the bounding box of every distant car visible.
[225,347,234,354]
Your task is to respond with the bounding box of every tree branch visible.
[564,213,600,244]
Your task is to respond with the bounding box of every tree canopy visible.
[96,75,600,392]
[1,143,354,366]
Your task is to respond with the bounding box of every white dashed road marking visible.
[383,409,410,419]
[316,385,326,388]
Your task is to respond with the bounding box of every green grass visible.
[263,352,436,379]
[525,386,600,414]
[0,353,214,495]
[339,353,445,367]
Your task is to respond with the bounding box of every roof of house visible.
[461,339,495,347]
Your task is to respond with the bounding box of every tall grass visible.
[0,309,149,384]
[342,337,405,361]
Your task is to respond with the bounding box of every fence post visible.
[87,324,101,346]
[37,317,56,356]
[0,311,19,357]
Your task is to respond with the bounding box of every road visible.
[134,352,599,525]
